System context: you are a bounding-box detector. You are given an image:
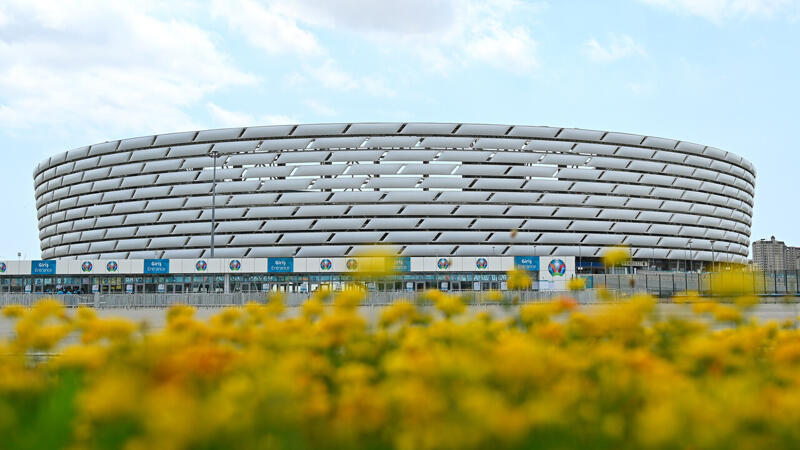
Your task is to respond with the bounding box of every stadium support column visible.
[210,150,219,258]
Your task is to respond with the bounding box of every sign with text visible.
[31,260,56,275]
[143,259,170,274]
[268,258,293,273]
[514,256,540,272]
[394,257,411,273]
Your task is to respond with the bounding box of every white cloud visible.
[304,99,337,117]
[221,0,543,78]
[0,0,254,138]
[210,0,322,55]
[585,35,646,63]
[207,103,295,127]
[639,0,798,22]
[271,0,458,34]
[468,25,539,73]
[311,60,360,91]
[293,59,397,97]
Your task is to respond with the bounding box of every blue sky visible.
[0,0,798,259]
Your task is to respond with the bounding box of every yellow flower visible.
[302,298,325,321]
[2,304,25,318]
[265,292,286,316]
[734,295,759,309]
[82,317,136,344]
[14,295,800,449]
[31,298,67,320]
[379,300,417,327]
[567,277,586,291]
[166,304,196,323]
[80,374,141,419]
[507,268,532,290]
[520,303,558,325]
[673,291,701,304]
[75,305,97,323]
[692,302,716,314]
[55,345,107,370]
[712,304,742,323]
[29,323,72,350]
[708,270,760,298]
[351,247,398,279]
[335,284,366,310]
[602,246,630,268]
[485,289,504,303]
[434,294,465,318]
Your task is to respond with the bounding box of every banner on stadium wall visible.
[31,260,56,275]
[538,256,576,289]
[268,258,293,273]
[394,257,411,273]
[144,259,170,274]
[513,256,540,272]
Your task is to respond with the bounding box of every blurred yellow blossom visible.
[379,300,417,327]
[264,292,286,317]
[507,268,532,290]
[708,270,761,298]
[712,304,742,324]
[1,288,800,450]
[602,246,631,268]
[352,247,398,279]
[567,277,586,291]
[433,294,465,318]
[302,298,325,321]
[2,304,25,318]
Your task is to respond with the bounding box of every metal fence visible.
[589,270,800,297]
[0,271,797,308]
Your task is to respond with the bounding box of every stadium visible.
[14,123,756,293]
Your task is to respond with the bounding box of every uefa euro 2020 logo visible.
[0,262,6,273]
[346,258,358,271]
[81,261,93,273]
[320,259,332,271]
[229,260,241,271]
[196,260,208,271]
[106,261,118,272]
[476,258,488,269]
[437,258,450,270]
[548,259,567,277]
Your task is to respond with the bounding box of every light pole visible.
[710,240,716,273]
[209,150,219,258]
[652,246,656,271]
[688,239,693,272]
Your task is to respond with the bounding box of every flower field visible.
[2,265,800,449]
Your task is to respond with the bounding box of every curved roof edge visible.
[35,122,755,177]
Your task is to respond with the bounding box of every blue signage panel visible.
[31,260,56,275]
[144,259,170,274]
[514,256,540,272]
[577,261,605,269]
[268,258,293,273]
[394,257,411,273]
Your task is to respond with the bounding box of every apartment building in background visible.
[753,236,800,271]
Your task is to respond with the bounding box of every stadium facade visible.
[10,123,755,293]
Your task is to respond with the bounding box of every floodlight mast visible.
[210,150,219,258]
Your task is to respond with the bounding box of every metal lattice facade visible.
[33,123,755,263]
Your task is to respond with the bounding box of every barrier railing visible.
[586,270,800,297]
[0,271,797,308]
